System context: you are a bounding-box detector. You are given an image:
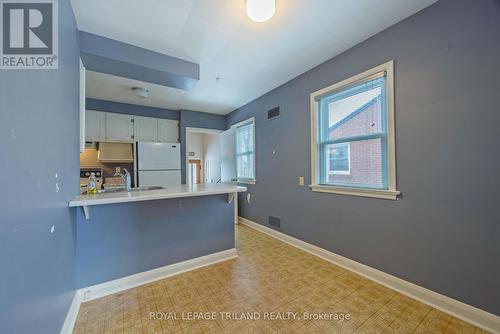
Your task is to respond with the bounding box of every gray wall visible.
[79,31,199,90]
[226,0,500,315]
[86,98,179,120]
[180,110,227,183]
[76,195,234,287]
[0,1,81,333]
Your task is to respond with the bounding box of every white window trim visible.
[233,117,256,184]
[310,60,400,200]
[327,143,351,176]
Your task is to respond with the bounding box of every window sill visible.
[309,184,400,200]
[238,179,256,185]
[329,172,350,176]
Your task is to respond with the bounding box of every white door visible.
[134,116,158,142]
[85,110,105,141]
[106,113,134,141]
[203,134,222,183]
[220,127,236,184]
[158,119,179,142]
[139,170,181,187]
[138,142,181,170]
[188,163,198,185]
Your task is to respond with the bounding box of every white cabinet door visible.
[158,119,179,143]
[134,116,158,142]
[85,110,105,141]
[105,113,134,141]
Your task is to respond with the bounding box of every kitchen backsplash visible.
[80,148,134,185]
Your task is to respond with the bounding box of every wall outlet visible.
[299,176,305,186]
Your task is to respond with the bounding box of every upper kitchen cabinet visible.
[158,119,179,143]
[84,110,178,143]
[134,116,158,142]
[106,113,134,141]
[85,110,105,141]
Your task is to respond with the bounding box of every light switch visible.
[246,193,251,203]
[299,176,305,186]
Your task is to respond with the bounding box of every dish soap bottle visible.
[87,172,97,194]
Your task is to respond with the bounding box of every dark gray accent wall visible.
[180,110,227,183]
[86,98,179,120]
[226,0,500,315]
[0,1,80,333]
[79,31,199,90]
[76,195,234,287]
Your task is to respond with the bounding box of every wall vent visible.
[268,216,281,228]
[267,106,280,120]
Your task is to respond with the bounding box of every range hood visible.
[98,142,133,163]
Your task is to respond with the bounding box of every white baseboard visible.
[238,216,499,334]
[79,248,238,302]
[60,291,82,334]
[60,248,237,334]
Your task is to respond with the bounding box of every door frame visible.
[188,159,202,184]
[185,127,223,185]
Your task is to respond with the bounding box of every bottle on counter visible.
[123,168,131,191]
[87,172,97,194]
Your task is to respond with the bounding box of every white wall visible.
[187,132,204,160]
[203,133,222,183]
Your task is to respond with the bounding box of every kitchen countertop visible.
[69,183,247,208]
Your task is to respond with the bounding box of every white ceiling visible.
[72,0,437,115]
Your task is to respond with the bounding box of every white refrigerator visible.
[136,142,181,188]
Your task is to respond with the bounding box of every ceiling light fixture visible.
[246,0,275,22]
[132,87,149,98]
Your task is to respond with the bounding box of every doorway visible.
[185,127,224,185]
[188,160,202,184]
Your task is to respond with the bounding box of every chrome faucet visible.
[115,168,132,191]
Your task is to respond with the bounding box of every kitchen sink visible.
[85,186,164,194]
